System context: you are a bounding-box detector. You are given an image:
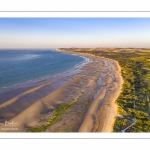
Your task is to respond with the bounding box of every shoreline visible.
[0,50,94,132]
[0,49,123,132]
[0,50,87,92]
[57,49,123,132]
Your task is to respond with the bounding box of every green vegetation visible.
[72,48,150,132]
[27,102,76,132]
[114,117,133,131]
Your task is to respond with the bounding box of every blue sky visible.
[0,18,150,48]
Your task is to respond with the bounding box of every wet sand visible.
[0,50,123,132]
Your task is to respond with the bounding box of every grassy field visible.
[62,48,150,132]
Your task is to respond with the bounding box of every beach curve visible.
[0,49,123,132]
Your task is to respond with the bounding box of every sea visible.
[0,49,85,90]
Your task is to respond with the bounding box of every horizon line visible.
[0,47,150,50]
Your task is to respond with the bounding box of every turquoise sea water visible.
[0,49,84,89]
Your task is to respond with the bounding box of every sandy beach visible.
[78,55,123,132]
[0,49,123,132]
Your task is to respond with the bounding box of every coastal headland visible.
[0,48,123,132]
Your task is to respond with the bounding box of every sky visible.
[0,18,150,49]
